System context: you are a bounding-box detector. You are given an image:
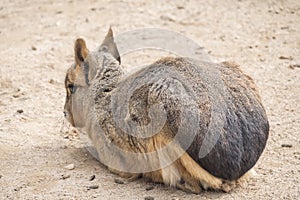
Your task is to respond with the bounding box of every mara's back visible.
[111,57,269,181]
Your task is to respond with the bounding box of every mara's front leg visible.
[108,167,142,182]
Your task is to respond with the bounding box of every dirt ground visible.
[0,0,299,199]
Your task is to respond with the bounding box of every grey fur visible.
[64,34,269,181]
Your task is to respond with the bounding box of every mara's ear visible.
[74,38,89,65]
[100,27,121,64]
[74,38,89,86]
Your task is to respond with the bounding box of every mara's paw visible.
[199,177,223,191]
[220,180,237,193]
[113,174,142,185]
[108,167,141,183]
[176,179,202,194]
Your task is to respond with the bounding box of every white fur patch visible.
[161,163,181,187]
[158,149,181,186]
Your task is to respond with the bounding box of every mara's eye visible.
[68,84,77,94]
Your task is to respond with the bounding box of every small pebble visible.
[31,46,37,51]
[63,134,69,139]
[114,178,124,184]
[281,144,292,148]
[49,79,55,84]
[145,185,154,191]
[289,64,300,69]
[144,196,154,200]
[259,58,266,62]
[64,163,75,170]
[61,174,70,180]
[89,175,96,181]
[87,185,99,190]
[47,63,55,69]
[279,55,293,60]
[160,15,175,22]
[280,26,289,30]
[17,109,24,114]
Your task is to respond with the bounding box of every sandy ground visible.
[0,0,299,199]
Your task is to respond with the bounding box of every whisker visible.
[52,115,71,135]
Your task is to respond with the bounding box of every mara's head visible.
[63,27,121,127]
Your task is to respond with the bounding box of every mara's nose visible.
[63,110,67,117]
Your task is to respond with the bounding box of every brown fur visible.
[63,28,268,193]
